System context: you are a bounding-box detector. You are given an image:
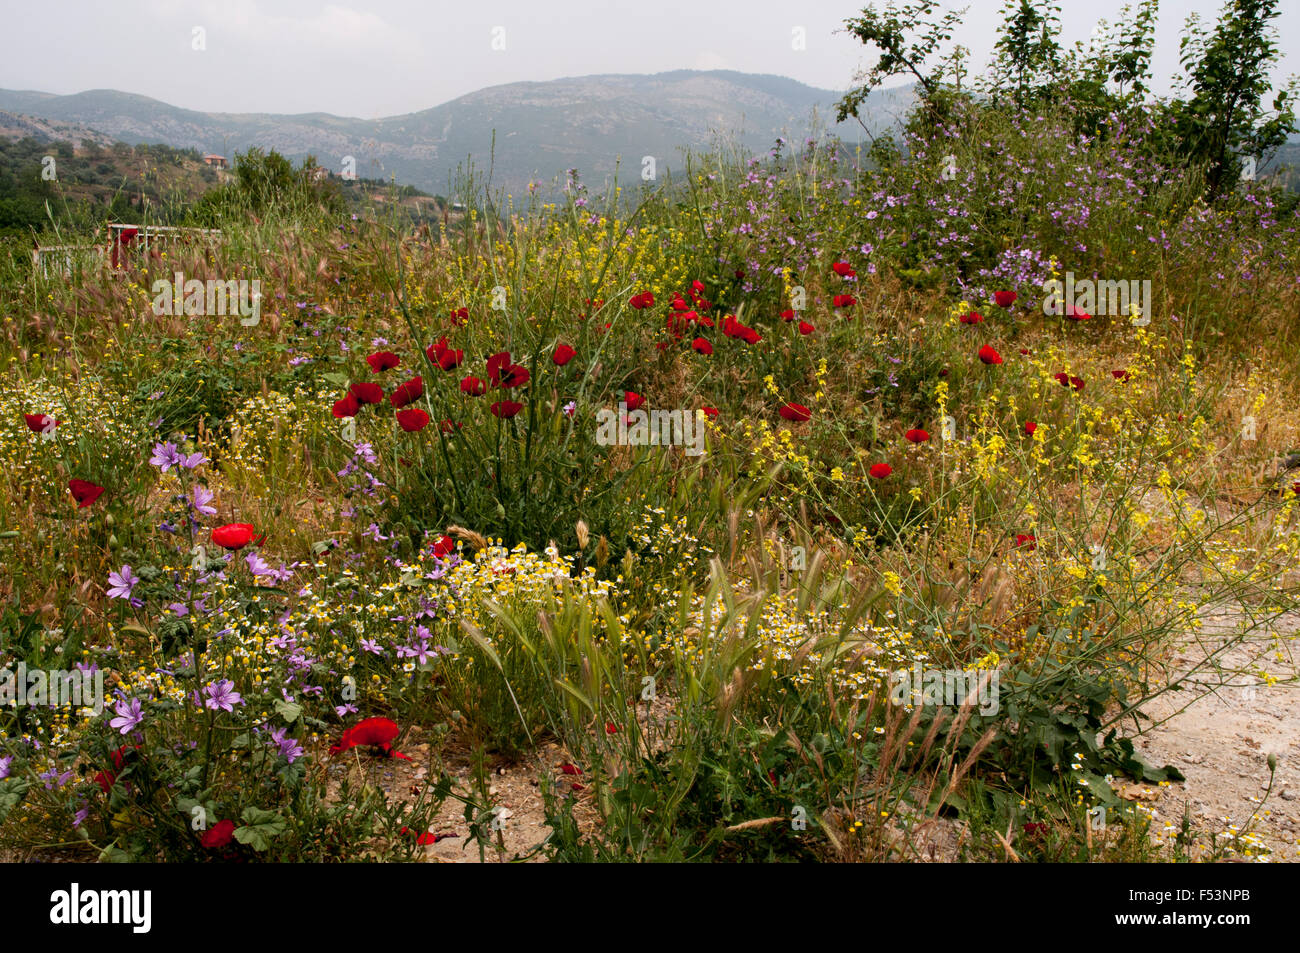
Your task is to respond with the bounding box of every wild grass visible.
[0,92,1298,862]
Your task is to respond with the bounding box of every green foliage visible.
[987,0,1064,105]
[189,148,344,225]
[836,0,967,121]
[1166,0,1298,196]
[840,0,1298,201]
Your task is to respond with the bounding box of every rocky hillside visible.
[0,72,909,195]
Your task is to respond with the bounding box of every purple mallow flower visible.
[149,442,183,471]
[191,485,217,515]
[268,726,304,764]
[109,696,144,734]
[150,441,206,472]
[106,565,139,602]
[203,680,243,713]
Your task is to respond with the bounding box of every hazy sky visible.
[1,0,1296,117]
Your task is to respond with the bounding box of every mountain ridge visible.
[0,72,913,195]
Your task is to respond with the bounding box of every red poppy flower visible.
[24,413,58,433]
[1015,534,1037,551]
[780,308,796,321]
[366,351,400,373]
[702,407,719,420]
[1064,304,1091,321]
[798,320,815,335]
[904,429,930,443]
[833,294,857,309]
[68,479,104,508]
[959,311,983,324]
[332,394,360,418]
[1024,421,1037,436]
[432,534,455,558]
[486,351,511,381]
[396,408,430,432]
[1059,374,1085,391]
[427,336,463,370]
[553,344,576,366]
[212,523,259,550]
[630,291,655,309]
[95,744,141,793]
[670,295,689,311]
[1111,369,1131,382]
[721,315,761,344]
[691,280,705,295]
[869,463,892,479]
[389,376,424,409]
[1292,482,1300,496]
[559,763,582,776]
[460,375,486,396]
[440,419,462,434]
[994,290,1017,308]
[605,722,618,734]
[350,382,384,404]
[450,307,469,326]
[624,391,646,412]
[832,261,856,278]
[978,345,1002,365]
[692,337,713,355]
[491,400,524,419]
[201,819,236,849]
[488,352,529,388]
[1023,821,1046,836]
[330,716,408,759]
[779,403,811,423]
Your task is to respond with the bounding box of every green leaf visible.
[99,844,134,863]
[235,806,287,851]
[0,778,31,827]
[275,699,302,724]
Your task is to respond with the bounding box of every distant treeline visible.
[0,138,446,242]
[0,138,217,239]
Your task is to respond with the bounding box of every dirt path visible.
[1132,605,1300,861]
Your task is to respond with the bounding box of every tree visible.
[1098,0,1159,100]
[835,1,968,129]
[985,0,1064,105]
[1168,0,1297,196]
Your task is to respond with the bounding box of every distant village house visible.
[202,154,227,169]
